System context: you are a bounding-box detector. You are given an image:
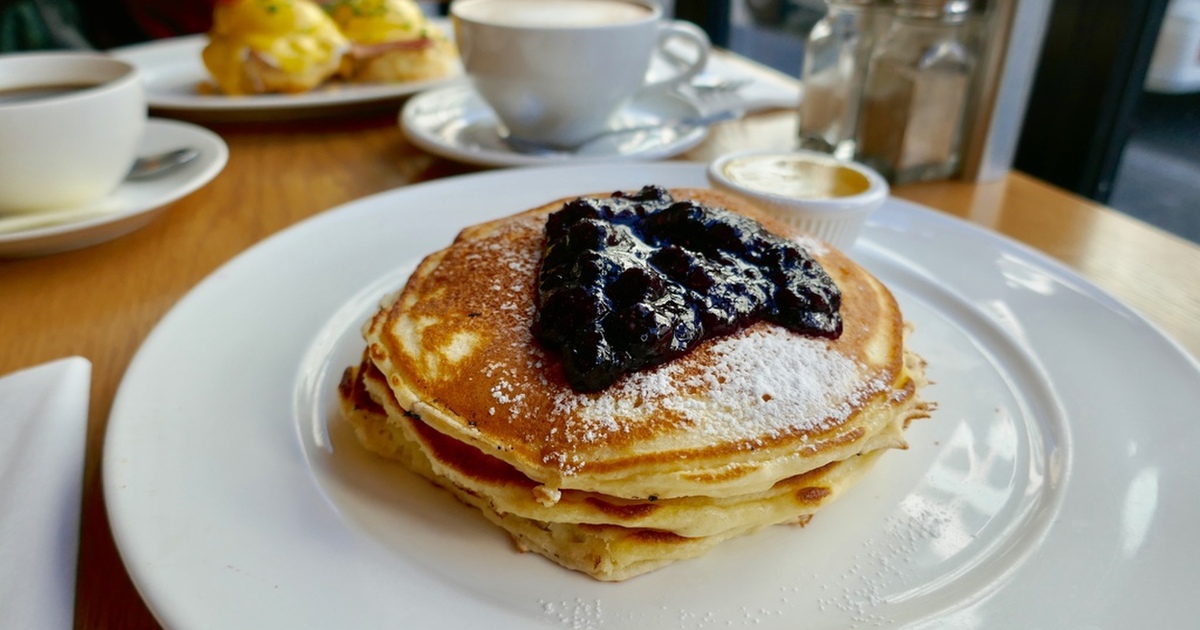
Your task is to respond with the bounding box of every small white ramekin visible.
[707,149,888,252]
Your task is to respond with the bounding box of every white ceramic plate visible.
[400,83,708,167]
[109,30,464,122]
[0,119,226,258]
[105,163,1200,629]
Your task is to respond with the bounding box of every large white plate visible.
[105,163,1200,629]
[109,29,464,122]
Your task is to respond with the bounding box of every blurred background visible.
[674,0,1200,245]
[3,0,1197,244]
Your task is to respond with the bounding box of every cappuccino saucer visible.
[400,84,708,167]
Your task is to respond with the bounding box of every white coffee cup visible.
[0,52,146,214]
[451,0,710,150]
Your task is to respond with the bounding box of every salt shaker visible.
[855,0,977,184]
[797,0,893,160]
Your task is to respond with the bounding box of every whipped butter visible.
[720,154,871,200]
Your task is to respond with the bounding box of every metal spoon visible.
[0,147,199,235]
[502,108,744,157]
[687,76,752,94]
[126,147,199,180]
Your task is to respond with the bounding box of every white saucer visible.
[0,118,227,258]
[400,84,708,168]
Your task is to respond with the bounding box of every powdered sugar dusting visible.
[813,500,953,626]
[551,327,883,454]
[793,233,830,257]
[539,598,604,629]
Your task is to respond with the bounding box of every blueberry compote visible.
[533,185,842,392]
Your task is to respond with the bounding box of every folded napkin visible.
[0,357,91,630]
[702,52,802,113]
[651,42,803,114]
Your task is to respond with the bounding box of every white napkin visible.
[652,42,803,114]
[0,357,91,630]
[702,52,802,113]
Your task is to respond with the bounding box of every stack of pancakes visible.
[338,187,931,581]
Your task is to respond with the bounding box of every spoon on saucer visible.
[127,147,199,181]
[502,108,744,157]
[0,147,198,235]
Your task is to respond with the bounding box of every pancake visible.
[341,355,919,538]
[339,357,907,581]
[340,186,932,580]
[362,188,924,499]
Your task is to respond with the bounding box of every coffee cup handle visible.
[642,20,711,92]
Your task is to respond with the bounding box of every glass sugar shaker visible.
[855,0,977,184]
[797,0,893,160]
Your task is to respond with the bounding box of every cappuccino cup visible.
[0,52,146,214]
[451,0,710,150]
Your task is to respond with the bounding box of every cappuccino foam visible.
[454,0,652,28]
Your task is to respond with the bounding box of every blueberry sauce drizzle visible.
[533,185,842,392]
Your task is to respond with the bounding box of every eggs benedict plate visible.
[109,2,463,121]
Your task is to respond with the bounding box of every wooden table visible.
[2,89,1199,630]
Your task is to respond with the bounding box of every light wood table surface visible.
[2,72,1199,630]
